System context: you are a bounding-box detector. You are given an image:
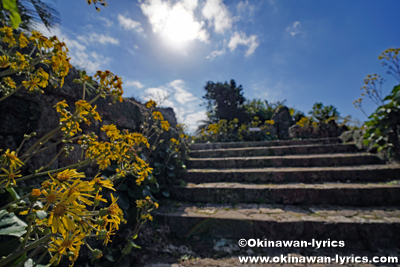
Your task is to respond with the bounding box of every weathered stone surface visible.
[155,201,400,250]
[189,137,342,150]
[180,164,400,184]
[0,65,179,171]
[271,107,292,140]
[186,153,382,169]
[189,143,359,158]
[289,120,346,139]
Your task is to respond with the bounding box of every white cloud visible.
[183,111,207,133]
[140,0,208,43]
[236,0,255,17]
[118,14,144,33]
[202,0,232,34]
[206,49,225,60]
[286,21,304,37]
[77,33,119,45]
[169,79,197,104]
[228,31,259,56]
[138,79,205,132]
[126,80,145,89]
[99,17,113,27]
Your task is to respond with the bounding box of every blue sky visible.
[38,0,400,132]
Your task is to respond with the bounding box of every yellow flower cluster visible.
[0,26,71,95]
[54,100,102,137]
[16,169,123,266]
[378,47,400,61]
[136,196,158,223]
[145,99,157,108]
[94,70,123,102]
[198,118,276,142]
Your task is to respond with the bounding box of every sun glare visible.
[162,5,200,46]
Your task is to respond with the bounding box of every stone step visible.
[178,164,400,184]
[186,153,382,169]
[154,201,400,250]
[189,137,342,150]
[189,143,359,158]
[170,181,400,206]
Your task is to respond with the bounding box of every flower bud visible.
[99,208,108,217]
[97,229,107,240]
[92,249,103,259]
[26,213,36,223]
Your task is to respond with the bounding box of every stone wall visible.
[0,66,178,173]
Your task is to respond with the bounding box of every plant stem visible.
[0,193,30,211]
[14,245,42,267]
[0,233,53,267]
[22,203,34,248]
[15,158,92,183]
[33,249,47,267]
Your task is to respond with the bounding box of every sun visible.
[162,5,202,46]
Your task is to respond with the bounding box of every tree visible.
[201,79,249,124]
[1,0,61,30]
[308,102,340,123]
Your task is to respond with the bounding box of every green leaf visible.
[153,168,161,175]
[147,174,157,184]
[166,164,175,170]
[118,184,128,191]
[114,192,130,210]
[142,187,156,201]
[166,170,175,178]
[129,240,141,249]
[0,210,27,237]
[154,163,164,169]
[150,183,159,193]
[36,210,47,220]
[119,256,131,267]
[6,187,20,201]
[127,188,136,198]
[159,151,167,158]
[162,191,170,197]
[104,254,115,262]
[2,0,22,29]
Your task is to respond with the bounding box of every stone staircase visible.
[154,138,400,252]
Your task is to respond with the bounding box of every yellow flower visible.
[145,99,157,108]
[2,149,24,168]
[152,111,164,121]
[3,77,16,89]
[161,120,170,131]
[170,138,179,145]
[22,75,41,92]
[0,55,10,68]
[107,193,125,226]
[19,33,29,48]
[50,169,86,188]
[40,184,62,211]
[49,230,84,266]
[0,26,16,47]
[97,158,111,170]
[31,189,41,197]
[0,167,22,188]
[54,100,69,113]
[37,67,49,88]
[48,192,85,234]
[75,100,92,113]
[89,174,116,191]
